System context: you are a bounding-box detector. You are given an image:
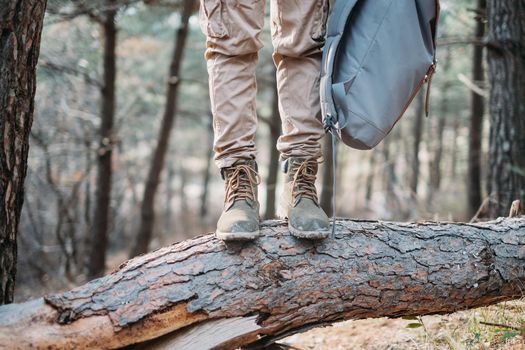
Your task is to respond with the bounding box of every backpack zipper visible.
[385,59,437,138]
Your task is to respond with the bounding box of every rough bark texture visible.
[467,0,487,218]
[88,1,118,279]
[0,0,47,304]
[130,0,193,257]
[0,217,524,349]
[486,0,525,217]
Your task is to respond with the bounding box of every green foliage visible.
[405,322,424,329]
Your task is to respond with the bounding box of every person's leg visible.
[200,0,265,168]
[271,0,328,161]
[199,0,265,240]
[271,0,331,239]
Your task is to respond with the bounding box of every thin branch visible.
[437,37,486,47]
[479,321,522,331]
[457,73,488,98]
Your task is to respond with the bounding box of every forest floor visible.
[281,300,525,350]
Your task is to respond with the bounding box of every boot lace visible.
[225,164,260,203]
[291,158,320,205]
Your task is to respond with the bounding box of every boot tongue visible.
[289,158,319,206]
[223,161,259,209]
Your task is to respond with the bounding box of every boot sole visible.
[289,225,330,240]
[215,229,260,241]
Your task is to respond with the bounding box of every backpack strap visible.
[320,0,359,130]
[320,0,359,237]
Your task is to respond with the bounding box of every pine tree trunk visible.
[130,0,194,257]
[467,0,487,218]
[486,0,525,217]
[0,0,47,304]
[88,3,118,279]
[0,217,524,349]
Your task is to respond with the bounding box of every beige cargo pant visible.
[199,0,329,168]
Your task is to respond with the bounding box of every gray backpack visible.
[321,0,440,149]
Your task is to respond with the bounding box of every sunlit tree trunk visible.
[0,0,47,303]
[88,1,118,279]
[467,0,487,218]
[486,0,525,217]
[130,0,194,257]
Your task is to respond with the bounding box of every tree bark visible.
[467,0,487,218]
[0,0,47,304]
[1,216,523,349]
[88,1,118,279]
[486,0,525,217]
[130,0,194,257]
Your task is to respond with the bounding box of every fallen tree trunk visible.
[0,217,524,349]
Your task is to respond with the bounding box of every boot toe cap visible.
[216,205,260,240]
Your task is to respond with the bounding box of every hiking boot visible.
[216,160,261,241]
[278,157,330,239]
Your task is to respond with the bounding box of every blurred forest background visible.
[5,0,524,347]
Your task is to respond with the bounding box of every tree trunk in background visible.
[178,161,189,232]
[486,0,525,217]
[164,163,174,233]
[130,0,193,257]
[264,85,281,219]
[450,118,460,180]
[383,136,399,215]
[200,118,213,218]
[320,135,334,216]
[365,151,376,203]
[427,47,451,207]
[409,91,424,197]
[0,0,47,304]
[467,0,487,219]
[87,3,118,280]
